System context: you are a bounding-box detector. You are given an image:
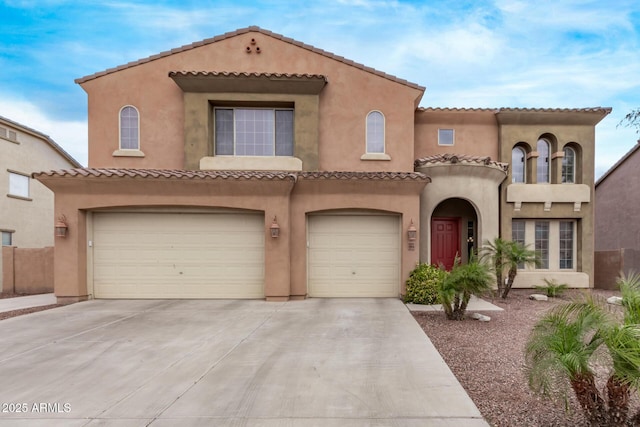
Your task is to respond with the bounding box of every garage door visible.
[92,212,264,299]
[308,215,400,297]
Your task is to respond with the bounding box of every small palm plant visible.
[481,237,538,298]
[525,273,640,426]
[438,255,493,321]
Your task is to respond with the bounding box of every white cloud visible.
[0,96,87,166]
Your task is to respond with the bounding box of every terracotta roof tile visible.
[414,154,509,172]
[418,107,612,114]
[75,26,425,92]
[168,71,327,81]
[33,168,430,183]
[32,168,298,181]
[299,171,430,182]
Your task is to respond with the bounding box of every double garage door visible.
[92,212,400,299]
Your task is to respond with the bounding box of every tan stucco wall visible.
[498,122,597,287]
[81,30,422,172]
[416,163,507,264]
[414,110,499,159]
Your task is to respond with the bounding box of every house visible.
[33,27,610,303]
[594,141,640,288]
[1,115,81,293]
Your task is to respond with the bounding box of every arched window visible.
[511,146,526,183]
[366,111,384,153]
[562,146,576,183]
[119,106,139,150]
[536,139,550,183]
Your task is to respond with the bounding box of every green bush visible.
[404,263,448,305]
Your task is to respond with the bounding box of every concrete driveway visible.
[0,299,487,426]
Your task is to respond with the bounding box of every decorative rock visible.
[607,296,623,305]
[471,313,491,322]
[529,294,549,301]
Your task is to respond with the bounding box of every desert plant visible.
[535,279,569,298]
[482,237,538,298]
[439,256,493,320]
[404,263,448,305]
[525,273,640,426]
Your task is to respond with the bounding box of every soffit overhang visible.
[169,71,328,94]
[495,108,611,126]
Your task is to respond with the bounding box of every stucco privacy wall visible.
[1,247,53,294]
[79,29,423,172]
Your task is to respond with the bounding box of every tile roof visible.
[299,171,430,182]
[414,154,509,172]
[418,107,612,114]
[75,26,425,92]
[33,168,430,182]
[32,168,298,181]
[168,71,327,81]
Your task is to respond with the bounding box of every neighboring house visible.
[34,27,610,303]
[594,141,640,288]
[1,115,81,248]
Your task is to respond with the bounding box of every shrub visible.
[404,263,447,305]
[535,279,568,298]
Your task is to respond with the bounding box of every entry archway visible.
[431,198,478,269]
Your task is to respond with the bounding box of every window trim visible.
[7,170,31,200]
[115,105,144,157]
[562,146,576,184]
[1,230,14,246]
[438,128,455,146]
[536,139,550,183]
[514,220,577,271]
[511,146,527,183]
[559,220,575,270]
[213,107,294,157]
[365,110,385,154]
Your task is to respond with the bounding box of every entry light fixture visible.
[55,215,68,238]
[407,219,417,251]
[270,216,280,238]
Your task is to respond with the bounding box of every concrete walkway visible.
[0,293,57,313]
[406,295,504,312]
[0,298,488,426]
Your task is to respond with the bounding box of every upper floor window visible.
[215,108,293,156]
[8,171,29,199]
[536,139,550,183]
[562,146,576,183]
[511,146,526,183]
[366,111,385,153]
[438,129,454,146]
[119,106,139,150]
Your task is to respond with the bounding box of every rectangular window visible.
[8,171,29,198]
[535,221,549,269]
[1,231,12,246]
[214,108,294,156]
[438,129,454,146]
[559,221,574,269]
[512,220,526,269]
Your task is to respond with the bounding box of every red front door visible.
[431,218,460,271]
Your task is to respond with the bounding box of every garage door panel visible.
[93,213,264,299]
[308,215,400,297]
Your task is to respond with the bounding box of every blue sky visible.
[1,0,639,178]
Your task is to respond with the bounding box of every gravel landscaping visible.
[412,288,639,427]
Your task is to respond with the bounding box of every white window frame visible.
[214,107,294,157]
[1,230,13,246]
[511,146,526,183]
[536,139,550,183]
[438,129,454,146]
[517,220,577,271]
[119,105,140,151]
[8,170,30,199]
[562,146,576,184]
[365,111,385,154]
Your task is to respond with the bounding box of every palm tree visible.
[439,255,493,321]
[481,237,538,298]
[502,241,538,298]
[525,274,640,426]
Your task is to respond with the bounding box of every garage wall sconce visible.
[270,216,280,238]
[407,219,417,251]
[55,215,68,238]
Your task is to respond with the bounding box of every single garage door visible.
[92,212,264,299]
[308,214,400,297]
